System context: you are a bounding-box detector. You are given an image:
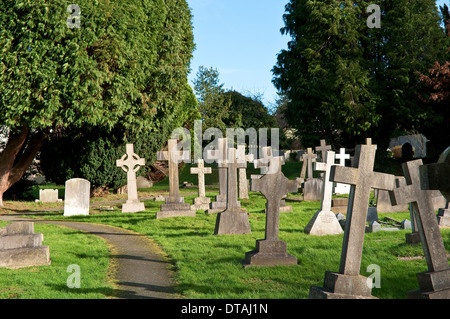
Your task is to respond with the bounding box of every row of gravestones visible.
[27,137,450,299]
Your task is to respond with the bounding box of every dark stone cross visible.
[214,148,251,235]
[243,157,298,267]
[315,139,332,161]
[391,159,450,298]
[310,140,395,299]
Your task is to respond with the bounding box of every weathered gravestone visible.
[207,138,228,214]
[420,146,450,202]
[35,189,62,203]
[243,157,298,267]
[305,151,343,236]
[301,148,323,201]
[64,178,90,216]
[253,146,292,212]
[334,148,351,195]
[437,201,450,228]
[376,177,409,212]
[309,139,395,299]
[214,148,251,235]
[390,159,450,299]
[190,159,212,211]
[237,144,254,200]
[116,144,146,213]
[0,222,51,268]
[302,147,317,181]
[315,139,332,162]
[156,139,194,219]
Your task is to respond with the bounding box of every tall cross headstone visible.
[243,157,298,267]
[207,138,228,213]
[116,144,146,213]
[190,159,212,211]
[334,148,351,195]
[315,139,332,162]
[214,148,251,235]
[302,148,317,180]
[156,139,194,219]
[390,159,450,298]
[309,139,395,299]
[304,151,343,236]
[237,145,254,200]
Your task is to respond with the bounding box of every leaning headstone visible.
[334,148,351,195]
[156,139,194,219]
[190,159,212,211]
[35,189,62,203]
[309,139,395,299]
[243,157,298,267]
[304,151,343,236]
[214,148,251,235]
[376,177,409,212]
[207,138,228,214]
[437,201,450,227]
[366,207,378,222]
[116,144,146,213]
[64,178,90,216]
[390,159,450,299]
[0,222,51,268]
[419,146,450,201]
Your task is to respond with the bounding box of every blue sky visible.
[187,0,448,108]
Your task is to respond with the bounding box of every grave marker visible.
[237,145,254,200]
[116,144,146,213]
[243,157,298,267]
[390,159,450,298]
[156,139,194,219]
[214,148,251,235]
[315,139,332,161]
[207,138,228,213]
[64,178,90,216]
[36,189,62,203]
[310,140,395,299]
[304,151,343,236]
[334,148,351,195]
[190,159,212,211]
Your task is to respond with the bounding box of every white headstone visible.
[36,189,62,203]
[64,178,90,216]
[334,148,350,195]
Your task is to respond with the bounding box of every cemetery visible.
[0,0,449,303]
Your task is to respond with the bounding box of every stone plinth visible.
[242,239,297,268]
[0,222,51,269]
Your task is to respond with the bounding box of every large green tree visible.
[0,0,195,205]
[273,0,448,153]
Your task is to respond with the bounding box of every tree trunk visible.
[0,127,49,206]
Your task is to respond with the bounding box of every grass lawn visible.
[0,161,448,299]
[0,221,115,299]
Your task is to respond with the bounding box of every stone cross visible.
[315,139,332,161]
[310,140,395,299]
[243,157,298,267]
[190,159,211,198]
[157,139,190,203]
[302,148,317,180]
[206,138,228,212]
[214,147,251,235]
[117,144,146,213]
[190,159,212,211]
[237,144,253,199]
[335,148,350,166]
[253,146,273,174]
[334,148,351,195]
[305,151,343,236]
[390,159,450,298]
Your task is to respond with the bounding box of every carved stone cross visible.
[116,144,145,213]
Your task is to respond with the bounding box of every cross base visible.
[156,202,195,219]
[242,239,297,268]
[190,197,211,211]
[121,201,145,213]
[214,209,251,235]
[309,271,376,299]
[304,210,343,236]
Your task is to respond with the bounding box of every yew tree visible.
[0,0,195,205]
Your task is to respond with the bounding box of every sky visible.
[187,0,448,108]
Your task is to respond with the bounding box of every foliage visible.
[192,66,231,131]
[273,0,448,152]
[0,0,195,198]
